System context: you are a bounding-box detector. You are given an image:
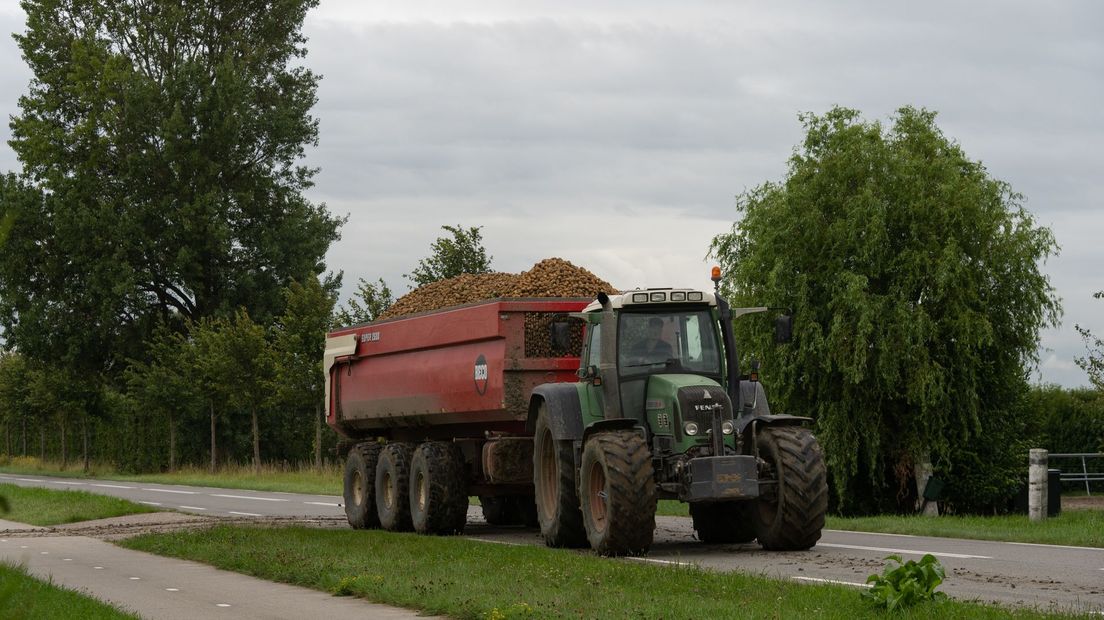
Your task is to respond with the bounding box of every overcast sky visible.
[0,2,1100,387]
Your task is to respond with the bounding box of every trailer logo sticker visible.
[474,355,489,395]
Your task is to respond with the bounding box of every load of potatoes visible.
[378,258,615,357]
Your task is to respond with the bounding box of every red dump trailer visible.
[325,298,588,532]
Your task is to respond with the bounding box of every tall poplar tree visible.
[711,107,1061,513]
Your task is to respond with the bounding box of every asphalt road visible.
[3,472,1103,615]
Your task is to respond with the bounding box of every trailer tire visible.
[375,442,415,531]
[410,442,468,535]
[579,430,656,555]
[533,406,587,547]
[753,426,828,550]
[690,502,756,544]
[343,442,382,529]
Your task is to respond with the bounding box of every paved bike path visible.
[0,519,436,620]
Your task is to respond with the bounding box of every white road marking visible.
[793,576,871,588]
[210,494,287,502]
[63,559,72,561]
[1006,541,1104,552]
[624,556,693,567]
[166,588,179,592]
[91,484,134,489]
[16,478,40,482]
[142,488,198,495]
[39,551,48,555]
[129,577,141,580]
[465,537,524,547]
[94,566,103,569]
[51,481,85,485]
[304,501,340,507]
[817,542,991,560]
[217,603,231,607]
[228,511,262,517]
[19,546,26,549]
[139,501,162,506]
[178,506,208,511]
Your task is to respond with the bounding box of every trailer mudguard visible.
[528,383,584,441]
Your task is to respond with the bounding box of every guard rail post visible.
[1029,448,1049,522]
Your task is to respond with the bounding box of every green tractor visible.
[527,271,827,555]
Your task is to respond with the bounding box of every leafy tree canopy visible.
[406,225,492,287]
[1075,292,1104,391]
[2,0,341,371]
[710,106,1060,513]
[333,277,393,326]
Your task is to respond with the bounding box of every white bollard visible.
[1028,449,1048,522]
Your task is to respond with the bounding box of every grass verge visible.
[0,562,138,619]
[827,511,1104,548]
[0,456,342,495]
[0,483,156,526]
[120,525,1073,619]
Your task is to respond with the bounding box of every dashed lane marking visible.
[1006,541,1104,552]
[16,478,40,482]
[141,488,198,494]
[304,501,340,507]
[228,511,262,517]
[465,538,524,547]
[210,494,288,502]
[178,506,208,511]
[793,576,871,588]
[51,481,85,485]
[216,603,231,607]
[166,588,179,592]
[817,542,991,560]
[138,501,162,506]
[824,529,918,538]
[91,484,134,489]
[129,577,141,580]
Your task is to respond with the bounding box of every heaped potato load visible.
[378,258,615,320]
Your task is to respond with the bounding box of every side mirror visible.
[550,319,573,354]
[775,315,793,344]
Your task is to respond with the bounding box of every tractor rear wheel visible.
[533,405,587,547]
[753,426,828,550]
[343,442,382,529]
[410,441,468,535]
[375,442,415,531]
[690,502,756,544]
[579,430,656,555]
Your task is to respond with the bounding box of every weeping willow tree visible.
[711,107,1060,514]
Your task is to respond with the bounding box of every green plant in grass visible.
[863,554,948,610]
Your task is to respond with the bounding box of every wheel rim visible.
[416,471,427,513]
[538,429,556,518]
[587,461,608,533]
[383,470,394,509]
[352,469,364,506]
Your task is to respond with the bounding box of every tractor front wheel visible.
[753,426,828,550]
[579,430,656,555]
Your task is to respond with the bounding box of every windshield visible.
[618,310,721,377]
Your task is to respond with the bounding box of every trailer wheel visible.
[753,426,828,550]
[375,442,415,531]
[409,442,468,535]
[690,502,756,544]
[533,406,587,547]
[343,442,382,529]
[579,430,656,556]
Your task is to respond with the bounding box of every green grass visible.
[0,456,342,495]
[0,562,139,619]
[827,511,1104,548]
[0,483,156,526]
[120,525,1076,619]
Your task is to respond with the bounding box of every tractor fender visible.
[527,383,584,442]
[581,418,641,444]
[735,413,813,436]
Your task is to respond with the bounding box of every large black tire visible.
[754,426,828,550]
[343,442,382,529]
[579,430,656,555]
[533,405,587,547]
[409,441,468,535]
[690,502,757,544]
[375,443,415,531]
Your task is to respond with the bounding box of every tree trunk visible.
[82,414,89,473]
[314,404,322,472]
[60,415,67,468]
[251,407,260,474]
[914,451,939,517]
[169,411,176,473]
[209,401,217,473]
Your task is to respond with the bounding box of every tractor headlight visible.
[684,422,699,436]
[721,421,734,435]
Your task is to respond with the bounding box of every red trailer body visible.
[324,298,588,441]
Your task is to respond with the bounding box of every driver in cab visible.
[630,317,673,363]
